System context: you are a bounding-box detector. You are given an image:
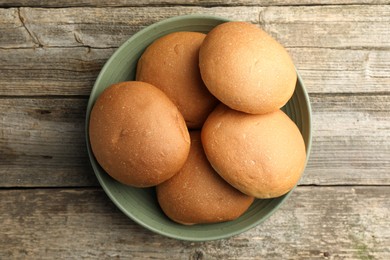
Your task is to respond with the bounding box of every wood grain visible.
[1,95,389,187]
[1,6,389,49]
[259,5,390,49]
[0,1,388,258]
[289,48,390,94]
[0,8,35,48]
[1,47,389,96]
[307,94,390,185]
[1,6,388,95]
[1,0,390,7]
[16,7,261,48]
[1,187,389,259]
[0,98,98,187]
[0,47,115,96]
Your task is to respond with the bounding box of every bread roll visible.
[136,32,218,129]
[89,81,190,187]
[199,22,297,114]
[157,131,254,225]
[201,104,306,198]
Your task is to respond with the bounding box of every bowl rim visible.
[85,14,313,241]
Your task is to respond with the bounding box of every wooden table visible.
[1,1,389,259]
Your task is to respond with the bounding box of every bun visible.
[89,81,190,187]
[201,104,306,198]
[157,131,254,225]
[199,22,297,114]
[136,32,218,129]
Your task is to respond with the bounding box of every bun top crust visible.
[199,22,297,114]
[156,131,254,225]
[201,104,306,198]
[136,32,218,129]
[89,81,190,187]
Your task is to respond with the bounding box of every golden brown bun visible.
[89,81,190,187]
[157,131,254,225]
[136,32,218,129]
[199,22,297,114]
[201,105,306,198]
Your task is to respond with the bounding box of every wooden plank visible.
[15,7,261,48]
[0,98,98,187]
[305,94,390,185]
[1,0,390,7]
[289,48,390,94]
[1,6,389,49]
[0,187,388,259]
[260,5,390,49]
[0,95,389,187]
[0,47,115,96]
[1,47,388,96]
[0,8,35,48]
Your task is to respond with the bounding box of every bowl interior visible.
[85,15,312,241]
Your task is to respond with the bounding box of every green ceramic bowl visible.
[85,15,312,241]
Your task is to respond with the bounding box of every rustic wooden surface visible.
[0,1,389,259]
[1,187,389,259]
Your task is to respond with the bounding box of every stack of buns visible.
[89,21,306,225]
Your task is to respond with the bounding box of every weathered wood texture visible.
[0,47,115,96]
[1,0,390,7]
[0,1,389,258]
[1,7,261,48]
[0,98,98,187]
[1,47,389,96]
[260,5,390,49]
[1,6,389,49]
[289,48,390,94]
[309,94,390,185]
[1,95,389,187]
[1,5,389,96]
[1,187,389,259]
[0,8,33,48]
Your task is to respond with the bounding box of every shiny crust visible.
[199,22,297,114]
[201,105,306,198]
[136,32,218,129]
[89,81,190,187]
[157,131,254,225]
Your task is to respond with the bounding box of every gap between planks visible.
[2,45,390,51]
[1,184,389,191]
[1,2,390,8]
[1,92,390,99]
